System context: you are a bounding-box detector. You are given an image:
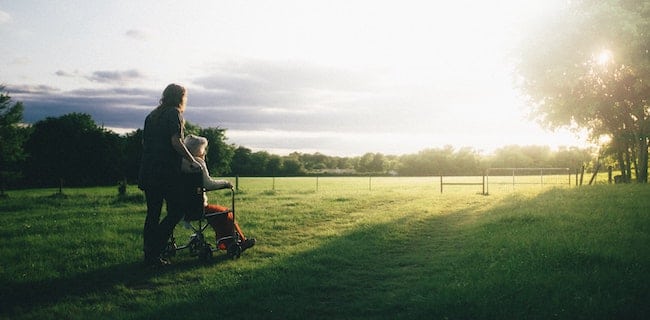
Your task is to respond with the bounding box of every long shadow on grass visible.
[0,253,237,317]
[133,187,649,320]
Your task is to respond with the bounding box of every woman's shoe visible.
[145,256,171,267]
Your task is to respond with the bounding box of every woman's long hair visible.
[151,83,187,119]
[159,83,186,110]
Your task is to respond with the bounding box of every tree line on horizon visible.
[1,98,595,191]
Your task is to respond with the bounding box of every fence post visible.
[608,166,613,184]
[580,166,585,186]
[440,175,443,193]
[482,173,486,195]
[588,163,601,185]
[235,175,239,191]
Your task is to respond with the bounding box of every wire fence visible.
[222,170,614,195]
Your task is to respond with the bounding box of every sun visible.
[596,50,613,65]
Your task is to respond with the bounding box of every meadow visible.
[0,177,648,319]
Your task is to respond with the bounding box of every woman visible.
[138,83,201,267]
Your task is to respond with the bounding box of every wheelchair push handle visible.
[230,186,235,214]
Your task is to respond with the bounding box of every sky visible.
[0,0,587,156]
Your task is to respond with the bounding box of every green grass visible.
[0,180,648,319]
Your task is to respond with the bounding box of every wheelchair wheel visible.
[161,241,177,259]
[188,234,202,256]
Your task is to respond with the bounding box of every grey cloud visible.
[6,84,60,95]
[12,85,158,130]
[125,29,149,40]
[55,70,76,77]
[87,69,144,84]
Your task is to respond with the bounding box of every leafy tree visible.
[398,146,455,176]
[23,113,122,187]
[552,146,594,169]
[489,145,554,169]
[516,0,650,182]
[452,147,482,175]
[250,151,271,176]
[300,152,329,171]
[280,156,305,176]
[0,88,29,194]
[356,152,388,173]
[230,146,253,176]
[266,154,283,175]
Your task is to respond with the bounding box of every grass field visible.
[0,178,648,319]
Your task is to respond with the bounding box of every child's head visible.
[184,134,208,158]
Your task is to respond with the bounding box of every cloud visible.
[55,70,77,77]
[8,57,529,156]
[6,84,60,95]
[10,84,158,130]
[0,10,11,24]
[87,69,144,84]
[125,29,149,40]
[54,69,145,84]
[186,58,474,136]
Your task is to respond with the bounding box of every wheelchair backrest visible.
[181,171,205,220]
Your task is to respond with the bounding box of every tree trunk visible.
[625,148,633,182]
[637,137,648,183]
[617,150,626,177]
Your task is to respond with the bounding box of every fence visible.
[228,170,581,195]
[485,168,571,194]
[439,175,486,194]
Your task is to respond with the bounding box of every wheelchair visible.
[161,172,243,261]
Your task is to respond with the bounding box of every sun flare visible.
[596,50,613,65]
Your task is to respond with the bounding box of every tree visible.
[280,156,305,176]
[516,0,650,182]
[23,113,122,187]
[452,147,482,175]
[0,88,29,194]
[356,152,388,174]
[230,146,253,176]
[266,154,283,176]
[397,146,455,176]
[489,145,552,169]
[552,146,594,169]
[250,151,271,176]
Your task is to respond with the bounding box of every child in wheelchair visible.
[180,134,255,254]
